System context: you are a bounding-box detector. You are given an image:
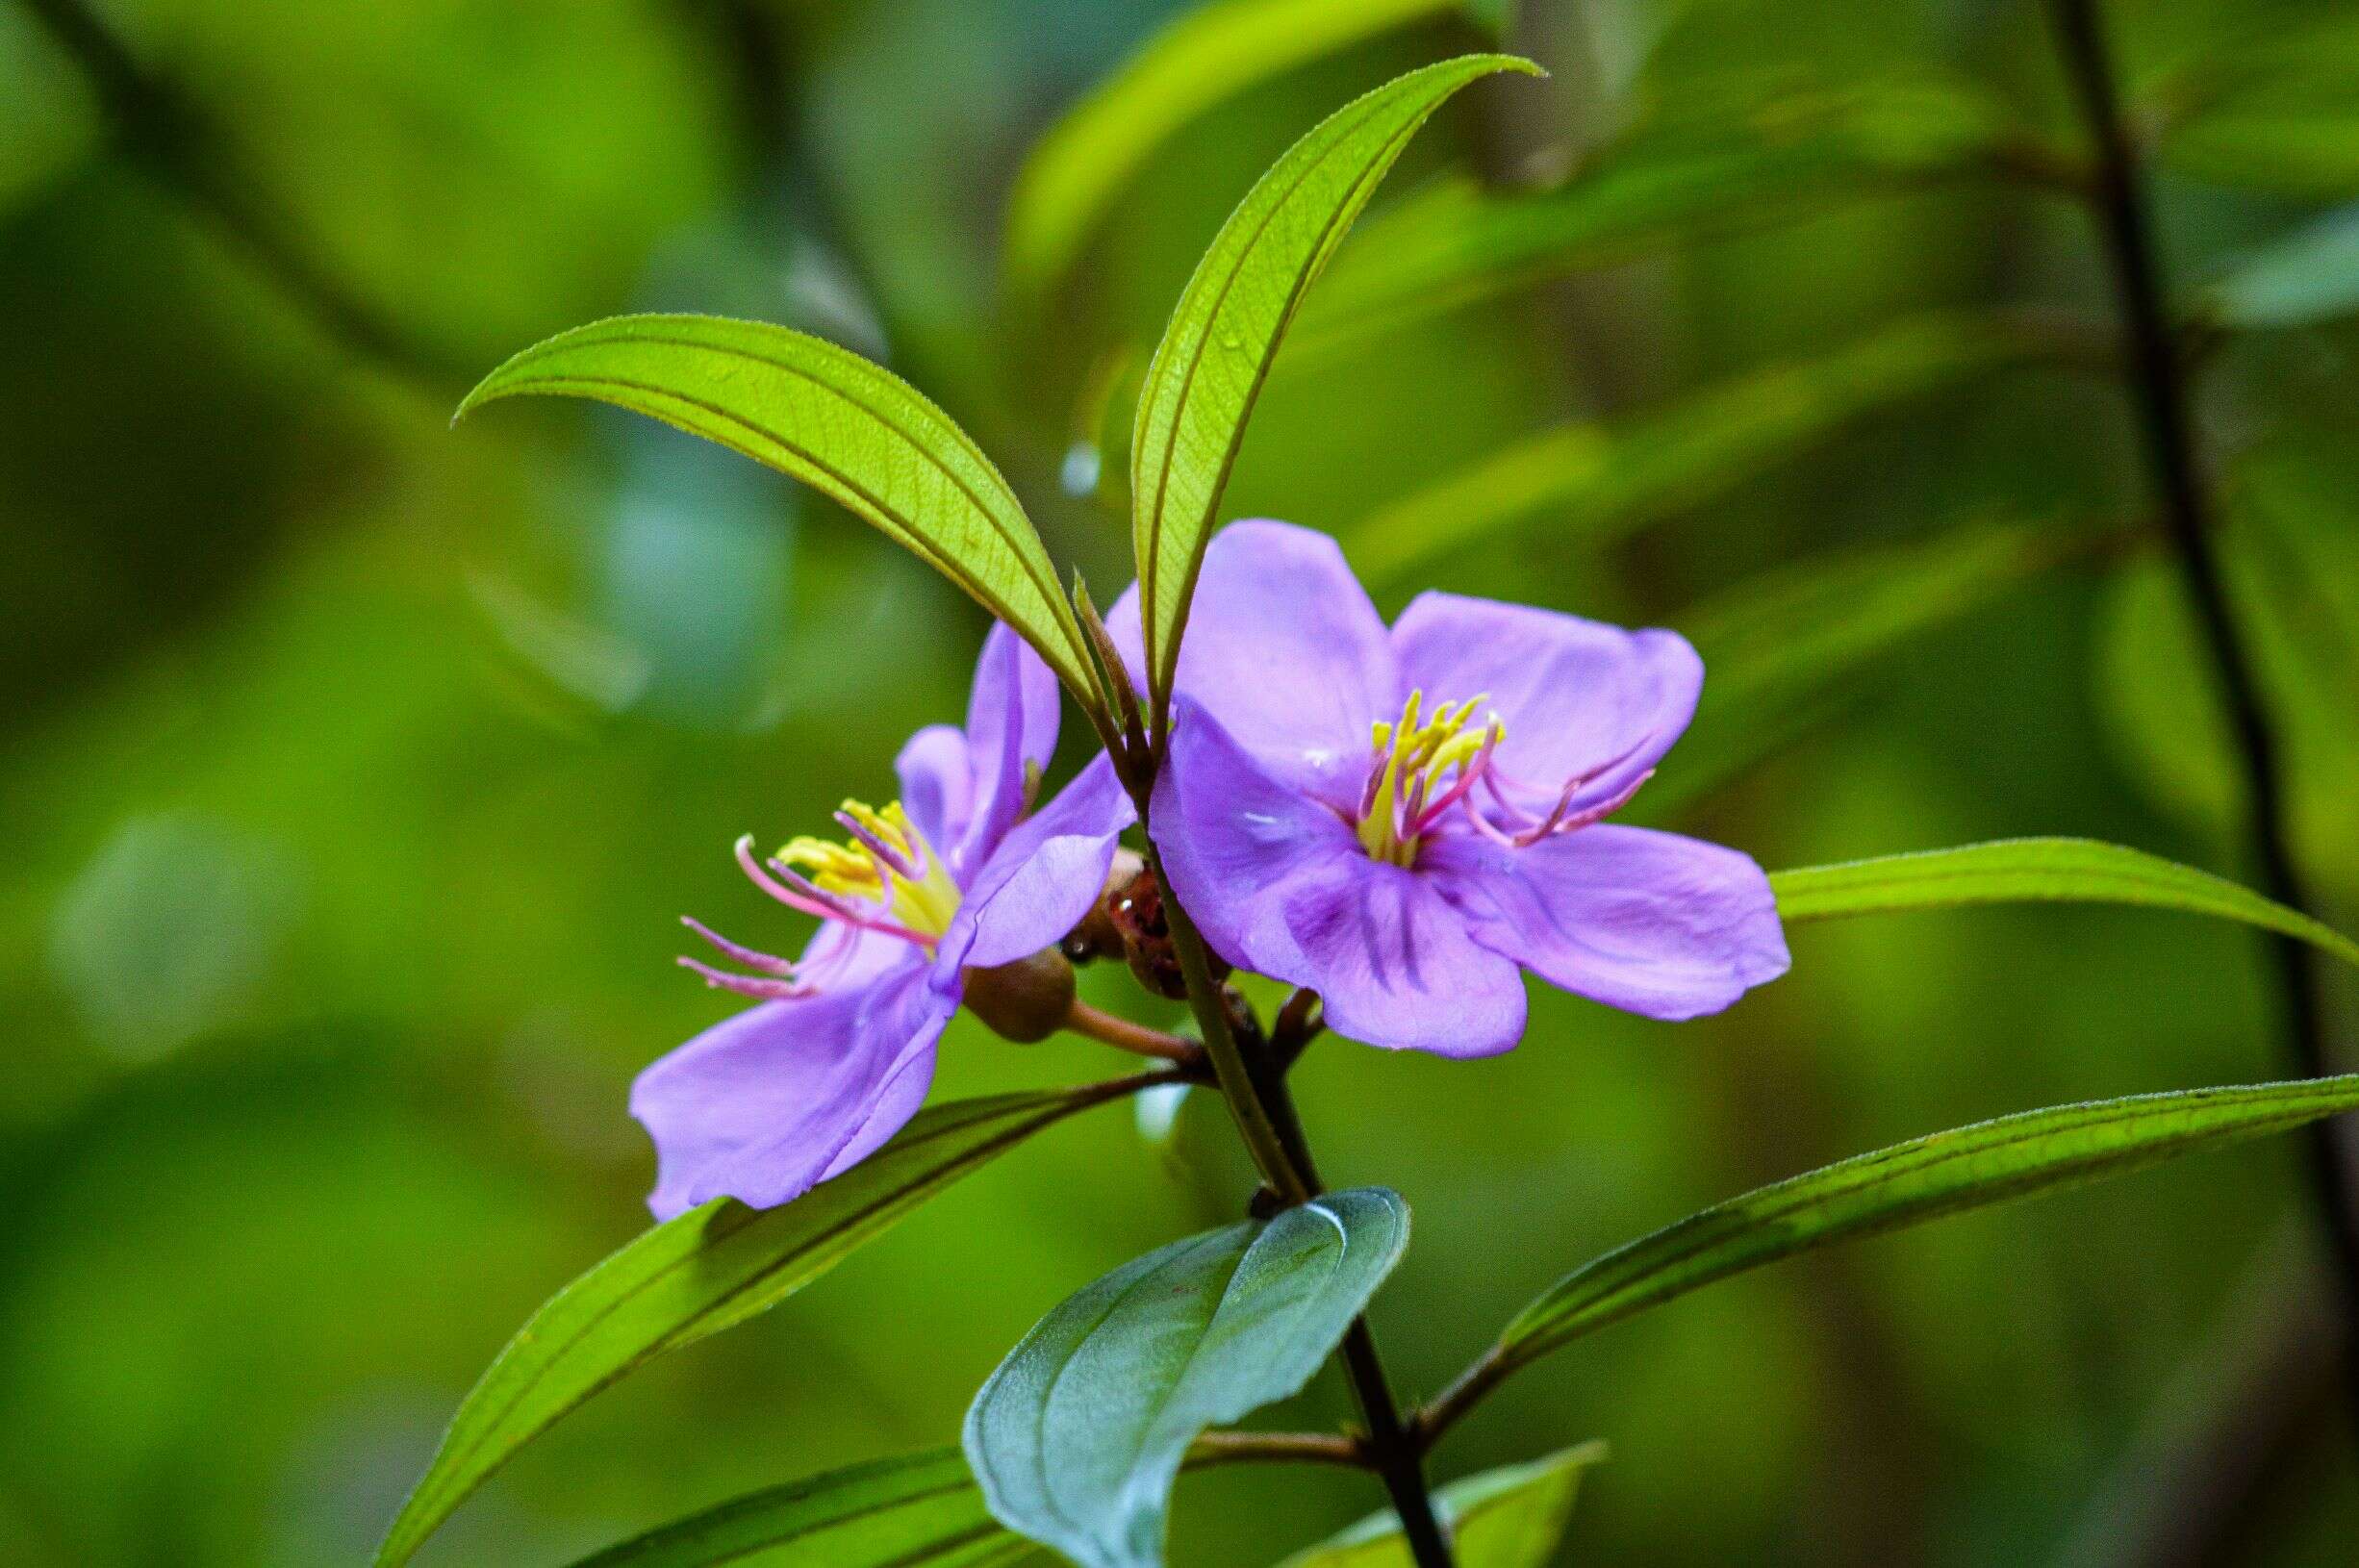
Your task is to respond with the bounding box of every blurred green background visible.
[6,0,2359,1563]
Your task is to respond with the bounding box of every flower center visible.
[1357,691,1503,868]
[677,799,961,1002]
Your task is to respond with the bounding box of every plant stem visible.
[2044,0,2359,1430]
[1062,999,1205,1066]
[1133,833,1456,1565]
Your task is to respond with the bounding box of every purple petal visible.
[1426,824,1788,1022]
[955,622,1062,876]
[632,959,954,1220]
[894,722,974,855]
[950,753,1135,972]
[1152,696,1525,1057]
[1390,594,1703,816]
[1108,520,1394,805]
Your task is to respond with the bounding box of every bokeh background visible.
[6,0,2359,1563]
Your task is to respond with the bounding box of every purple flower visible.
[1110,520,1788,1057]
[632,625,1133,1219]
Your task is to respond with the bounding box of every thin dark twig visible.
[2043,0,2359,1434]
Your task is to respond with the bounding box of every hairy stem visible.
[2044,0,2359,1430]
[1129,820,1455,1565]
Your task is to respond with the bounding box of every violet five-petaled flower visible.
[631,625,1132,1220]
[1110,519,1788,1058]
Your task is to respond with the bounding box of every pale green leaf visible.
[456,315,1095,697]
[1770,838,2359,970]
[2211,207,2359,328]
[566,1449,1045,1568]
[1274,1443,1608,1568]
[965,1188,1410,1568]
[376,1083,1146,1568]
[1130,54,1537,726]
[1289,76,2041,364]
[1003,0,1469,304]
[1349,313,2040,582]
[1490,1076,2359,1377]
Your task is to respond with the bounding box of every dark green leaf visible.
[1003,0,1470,306]
[1288,77,2044,364]
[1770,838,2359,968]
[1636,520,2068,821]
[1349,313,2041,583]
[965,1188,1410,1568]
[377,1083,1146,1568]
[1274,1443,1608,1568]
[1491,1076,2359,1376]
[455,315,1097,698]
[2156,18,2359,197]
[1130,55,1537,727]
[2210,207,2359,328]
[566,1449,1043,1568]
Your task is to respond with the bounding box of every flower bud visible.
[1107,864,1227,1000]
[962,948,1077,1044]
[1061,847,1144,964]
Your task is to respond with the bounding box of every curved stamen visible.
[770,858,938,947]
[676,955,816,999]
[681,915,798,975]
[834,805,923,881]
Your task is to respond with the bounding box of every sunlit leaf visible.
[1482,1077,2359,1381]
[2210,206,2359,328]
[1003,0,1470,306]
[377,1083,1150,1568]
[1289,77,2046,363]
[1637,521,2069,820]
[1130,54,1537,728]
[2156,18,2359,197]
[1274,1443,1607,1568]
[1770,838,2359,968]
[456,315,1096,697]
[1350,313,2041,582]
[965,1188,1410,1568]
[564,1449,1043,1568]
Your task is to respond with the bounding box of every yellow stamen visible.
[778,798,962,937]
[1357,690,1503,868]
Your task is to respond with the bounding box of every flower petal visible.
[1427,824,1788,1022]
[632,959,954,1220]
[951,753,1136,971]
[1390,593,1703,815]
[1152,696,1525,1057]
[894,722,974,856]
[1109,520,1394,804]
[956,621,1063,876]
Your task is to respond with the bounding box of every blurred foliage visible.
[5,1,2359,1566]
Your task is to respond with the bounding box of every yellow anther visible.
[775,797,962,936]
[1357,691,1504,867]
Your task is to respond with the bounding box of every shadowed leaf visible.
[1274,1443,1608,1568]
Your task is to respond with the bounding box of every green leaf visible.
[566,1449,1043,1568]
[1288,76,2042,363]
[1003,0,1469,306]
[1349,313,2040,583]
[1490,1076,2359,1378]
[2210,207,2359,329]
[1274,1443,1608,1568]
[2156,18,2359,198]
[1634,520,2067,821]
[455,315,1096,697]
[1770,838,2359,970]
[965,1188,1410,1568]
[1130,54,1537,727]
[377,1083,1144,1568]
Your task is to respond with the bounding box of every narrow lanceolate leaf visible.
[1350,314,2039,582]
[456,315,1095,697]
[1274,1443,1608,1568]
[1130,54,1536,727]
[565,1449,1042,1568]
[1770,838,2359,970]
[966,1188,1410,1568]
[1004,0,1466,305]
[1489,1076,2359,1378]
[2154,17,2359,198]
[377,1084,1144,1568]
[1288,77,2048,363]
